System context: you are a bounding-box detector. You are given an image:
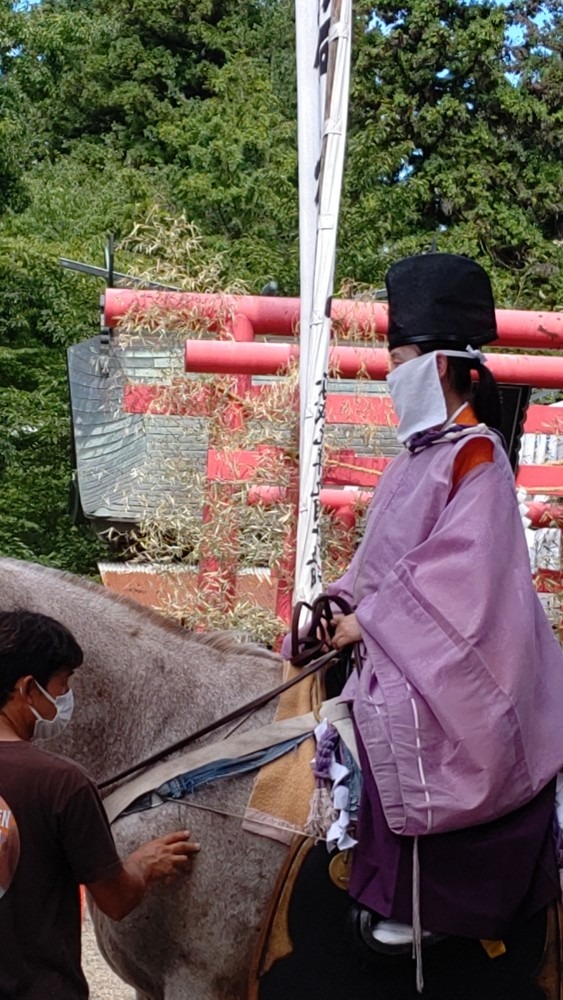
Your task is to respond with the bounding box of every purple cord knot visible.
[312,724,340,780]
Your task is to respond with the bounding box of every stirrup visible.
[351,906,446,957]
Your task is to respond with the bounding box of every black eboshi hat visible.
[385,253,498,350]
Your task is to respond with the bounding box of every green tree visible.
[5,0,283,164]
[1,0,299,290]
[341,1,563,307]
[0,345,106,572]
[0,2,28,213]
[155,49,298,291]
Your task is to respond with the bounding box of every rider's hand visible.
[316,625,333,651]
[330,613,361,649]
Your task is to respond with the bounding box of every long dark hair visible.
[420,342,502,432]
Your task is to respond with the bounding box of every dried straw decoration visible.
[100,211,393,643]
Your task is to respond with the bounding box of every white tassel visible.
[304,785,336,840]
[412,835,424,993]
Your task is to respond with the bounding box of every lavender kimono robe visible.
[327,427,563,936]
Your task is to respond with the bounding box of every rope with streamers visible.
[305,722,340,840]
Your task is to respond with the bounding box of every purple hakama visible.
[350,732,559,939]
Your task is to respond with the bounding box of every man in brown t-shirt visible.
[0,609,200,1000]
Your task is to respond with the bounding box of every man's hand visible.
[131,830,200,885]
[330,613,361,650]
[87,830,200,921]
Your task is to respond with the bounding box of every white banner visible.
[294,0,352,606]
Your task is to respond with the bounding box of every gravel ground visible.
[82,911,135,1000]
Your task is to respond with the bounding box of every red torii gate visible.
[180,341,563,389]
[103,289,563,627]
[104,289,563,352]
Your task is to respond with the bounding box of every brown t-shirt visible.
[0,741,121,999]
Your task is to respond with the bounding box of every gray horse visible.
[1,559,556,1000]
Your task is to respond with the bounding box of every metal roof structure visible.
[67,336,208,525]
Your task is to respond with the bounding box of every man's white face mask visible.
[386,351,447,444]
[27,681,75,742]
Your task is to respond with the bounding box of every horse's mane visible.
[3,559,281,661]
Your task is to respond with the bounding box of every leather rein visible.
[98,593,355,793]
[98,646,340,791]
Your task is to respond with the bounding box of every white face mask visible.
[386,351,447,444]
[27,681,74,742]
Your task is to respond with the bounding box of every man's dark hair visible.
[0,610,83,708]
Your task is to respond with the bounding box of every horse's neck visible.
[0,559,283,784]
[67,626,283,785]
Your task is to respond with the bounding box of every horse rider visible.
[0,608,200,999]
[296,253,563,995]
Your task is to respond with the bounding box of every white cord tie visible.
[442,345,487,365]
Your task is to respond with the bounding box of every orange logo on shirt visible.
[0,797,20,899]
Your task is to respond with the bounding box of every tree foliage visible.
[6,0,282,162]
[0,2,28,213]
[0,345,106,571]
[343,1,563,304]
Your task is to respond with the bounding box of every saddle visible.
[249,839,563,1000]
